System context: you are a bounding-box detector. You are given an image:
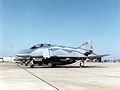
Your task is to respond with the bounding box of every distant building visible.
[0,57,4,62]
[1,57,15,62]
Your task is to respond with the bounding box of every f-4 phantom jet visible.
[16,41,109,68]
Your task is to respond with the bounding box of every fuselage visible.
[16,43,89,58]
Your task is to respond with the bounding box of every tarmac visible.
[0,62,120,90]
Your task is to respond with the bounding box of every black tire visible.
[30,64,34,68]
[52,64,56,67]
[79,63,84,68]
[25,63,28,66]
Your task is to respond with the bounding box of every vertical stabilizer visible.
[80,41,93,56]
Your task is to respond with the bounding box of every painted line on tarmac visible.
[18,64,59,90]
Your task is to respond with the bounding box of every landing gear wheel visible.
[25,63,28,66]
[79,61,85,68]
[29,59,34,68]
[20,62,23,65]
[52,64,56,67]
[30,64,34,68]
[48,63,53,67]
[48,63,56,67]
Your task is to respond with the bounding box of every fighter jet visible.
[16,41,109,68]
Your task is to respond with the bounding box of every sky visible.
[0,0,120,59]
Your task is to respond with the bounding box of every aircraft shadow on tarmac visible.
[24,65,107,69]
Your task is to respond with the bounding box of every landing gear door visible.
[43,48,50,58]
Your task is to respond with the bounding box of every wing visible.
[49,46,109,60]
[52,54,109,60]
[79,54,109,59]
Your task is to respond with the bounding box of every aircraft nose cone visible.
[16,49,36,57]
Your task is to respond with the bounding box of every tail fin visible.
[80,41,93,56]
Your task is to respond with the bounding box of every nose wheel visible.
[30,64,34,68]
[30,59,34,68]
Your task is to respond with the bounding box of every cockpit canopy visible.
[30,43,52,49]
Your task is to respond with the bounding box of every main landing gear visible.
[79,60,85,68]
